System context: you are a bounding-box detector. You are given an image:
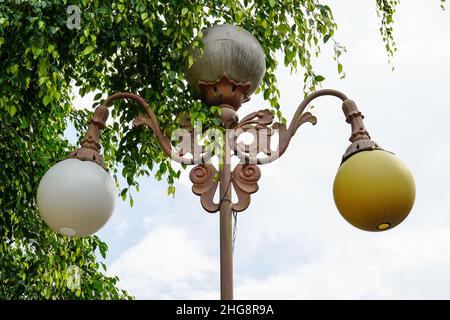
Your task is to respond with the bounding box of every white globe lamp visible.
[37,158,116,237]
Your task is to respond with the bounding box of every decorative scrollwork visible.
[289,111,318,137]
[233,108,317,164]
[175,113,207,158]
[81,89,366,215]
[133,114,170,147]
[236,109,274,130]
[190,163,220,213]
[233,109,276,159]
[231,164,261,212]
[133,112,211,165]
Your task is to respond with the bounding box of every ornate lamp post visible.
[37,25,415,300]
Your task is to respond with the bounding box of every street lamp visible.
[37,24,415,299]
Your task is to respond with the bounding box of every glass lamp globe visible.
[37,158,116,237]
[333,150,415,232]
[186,24,266,96]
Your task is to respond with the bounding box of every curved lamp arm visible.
[234,89,381,165]
[69,92,212,168]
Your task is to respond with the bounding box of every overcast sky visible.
[69,0,450,299]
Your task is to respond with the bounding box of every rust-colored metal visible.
[342,99,370,142]
[234,109,276,157]
[232,89,383,165]
[106,93,174,159]
[174,112,207,157]
[73,89,379,214]
[102,92,211,165]
[342,139,383,163]
[340,99,383,162]
[231,164,261,212]
[69,92,215,170]
[219,149,233,300]
[219,105,240,129]
[234,110,318,165]
[189,163,220,213]
[187,87,382,300]
[69,105,109,169]
[198,73,251,111]
[70,88,380,301]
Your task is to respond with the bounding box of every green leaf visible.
[83,45,94,55]
[314,75,326,82]
[187,55,194,68]
[181,7,188,16]
[43,95,51,106]
[32,47,43,58]
[269,0,276,7]
[167,185,176,197]
[8,105,17,117]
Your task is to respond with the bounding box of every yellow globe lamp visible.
[333,149,415,232]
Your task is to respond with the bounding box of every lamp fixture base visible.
[68,105,109,170]
[198,73,251,111]
[341,139,384,163]
[198,74,253,129]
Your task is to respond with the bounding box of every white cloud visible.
[108,223,450,299]
[234,225,450,299]
[108,226,219,299]
[114,219,130,238]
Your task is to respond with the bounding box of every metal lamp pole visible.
[68,85,380,300]
[38,25,415,300]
